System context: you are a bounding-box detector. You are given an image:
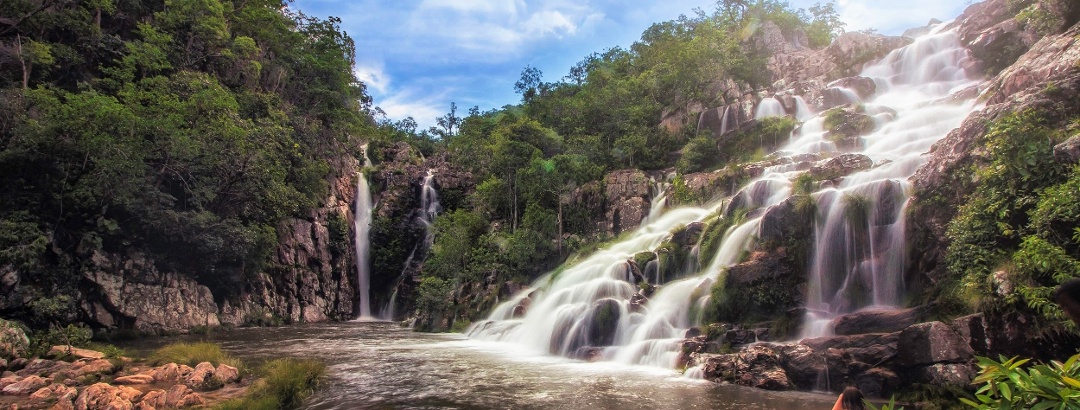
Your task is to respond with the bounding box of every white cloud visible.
[523,10,578,37]
[354,63,390,94]
[833,0,968,34]
[404,0,598,59]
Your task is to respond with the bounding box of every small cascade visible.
[683,364,706,379]
[793,96,814,121]
[646,177,670,224]
[754,97,786,120]
[354,145,374,319]
[469,28,981,368]
[418,170,442,246]
[380,171,442,321]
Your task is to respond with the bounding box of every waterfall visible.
[380,170,441,321]
[754,97,786,120]
[794,96,814,121]
[646,177,670,224]
[799,29,977,337]
[355,146,374,319]
[468,28,980,367]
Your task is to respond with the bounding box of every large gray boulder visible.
[897,321,975,367]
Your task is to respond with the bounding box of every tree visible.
[435,102,460,138]
[807,1,845,48]
[514,65,543,103]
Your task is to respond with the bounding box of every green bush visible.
[961,354,1080,409]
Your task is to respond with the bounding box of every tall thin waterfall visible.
[355,146,374,319]
[469,27,980,367]
[381,170,441,321]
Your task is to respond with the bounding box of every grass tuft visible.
[214,358,326,410]
[148,342,241,368]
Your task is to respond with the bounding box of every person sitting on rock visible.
[831,386,865,410]
[1053,278,1080,326]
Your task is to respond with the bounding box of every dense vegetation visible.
[944,110,1080,338]
[0,0,374,325]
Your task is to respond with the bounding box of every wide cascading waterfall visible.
[469,27,981,367]
[799,28,978,337]
[355,146,374,319]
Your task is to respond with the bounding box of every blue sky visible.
[289,0,975,128]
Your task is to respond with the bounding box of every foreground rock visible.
[0,346,244,409]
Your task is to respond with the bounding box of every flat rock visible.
[832,308,920,335]
[48,346,106,361]
[112,374,155,385]
[2,374,49,395]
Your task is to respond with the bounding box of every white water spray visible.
[355,146,374,319]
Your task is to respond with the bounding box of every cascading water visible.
[355,146,374,319]
[754,97,787,120]
[799,28,978,337]
[381,170,442,321]
[469,26,980,367]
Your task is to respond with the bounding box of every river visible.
[127,322,837,409]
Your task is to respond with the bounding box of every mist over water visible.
[469,26,980,364]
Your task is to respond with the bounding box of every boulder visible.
[29,383,78,407]
[854,367,900,398]
[1054,134,1080,164]
[75,383,133,410]
[951,313,990,356]
[73,359,118,376]
[185,361,216,387]
[150,363,193,383]
[215,363,240,384]
[778,344,826,390]
[164,384,204,408]
[139,389,167,409]
[809,154,873,181]
[832,308,920,336]
[693,345,792,390]
[917,363,977,387]
[0,319,28,359]
[829,76,877,100]
[759,197,813,244]
[2,375,49,395]
[48,346,105,361]
[823,105,875,150]
[897,321,974,367]
[586,299,621,347]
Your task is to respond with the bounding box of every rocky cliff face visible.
[910,1,1080,295]
[77,157,362,333]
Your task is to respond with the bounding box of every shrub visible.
[215,358,326,410]
[961,354,1080,409]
